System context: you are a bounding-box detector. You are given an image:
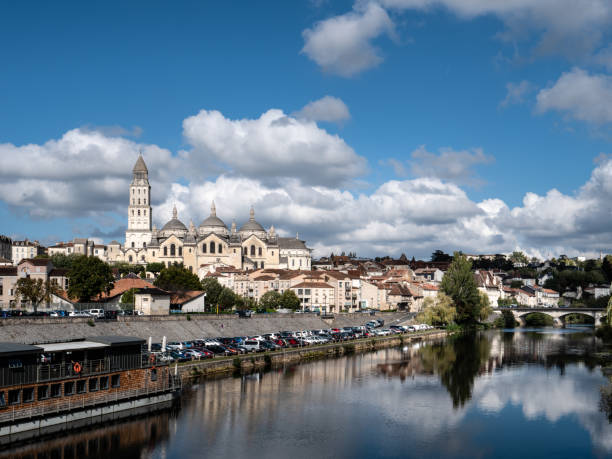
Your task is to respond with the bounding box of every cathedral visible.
[106,155,312,274]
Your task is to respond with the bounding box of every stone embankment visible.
[177,329,448,382]
[0,312,413,344]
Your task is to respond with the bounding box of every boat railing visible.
[37,359,109,382]
[0,373,180,425]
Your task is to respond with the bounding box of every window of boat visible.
[151,368,158,381]
[51,383,61,398]
[64,381,75,396]
[100,376,109,390]
[8,389,20,405]
[38,385,49,400]
[89,378,99,392]
[23,387,34,403]
[0,391,5,407]
[76,380,86,394]
[111,374,120,388]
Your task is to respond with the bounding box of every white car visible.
[69,311,89,317]
[85,309,105,318]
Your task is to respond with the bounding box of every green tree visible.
[217,288,238,311]
[510,251,529,266]
[440,252,482,325]
[154,265,201,292]
[259,290,282,310]
[280,290,301,310]
[146,262,165,275]
[479,292,493,321]
[431,250,452,262]
[417,293,457,326]
[200,277,223,307]
[607,296,612,327]
[602,256,612,283]
[67,256,114,302]
[49,253,80,269]
[120,288,136,306]
[14,278,61,313]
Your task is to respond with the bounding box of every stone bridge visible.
[492,307,606,327]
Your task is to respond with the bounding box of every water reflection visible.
[6,330,612,458]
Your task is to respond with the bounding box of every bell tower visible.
[125,154,153,250]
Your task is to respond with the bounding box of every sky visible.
[1,0,612,259]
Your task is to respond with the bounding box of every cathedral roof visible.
[132,154,148,174]
[199,201,227,230]
[161,206,187,232]
[239,206,265,233]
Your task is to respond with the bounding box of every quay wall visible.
[0,312,412,345]
[177,330,449,382]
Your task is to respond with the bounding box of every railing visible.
[0,374,181,425]
[37,359,109,383]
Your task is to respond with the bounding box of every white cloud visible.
[182,108,367,187]
[394,145,494,187]
[302,1,612,76]
[294,96,351,124]
[536,68,612,124]
[499,80,534,108]
[301,2,394,77]
[380,0,612,58]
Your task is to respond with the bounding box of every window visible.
[138,199,141,204]
[8,389,20,405]
[76,380,86,394]
[151,368,158,382]
[128,255,133,262]
[272,251,274,256]
[0,392,5,407]
[38,385,49,400]
[164,247,167,256]
[131,210,134,216]
[64,381,75,396]
[143,242,146,248]
[100,376,109,390]
[305,289,311,295]
[250,245,255,256]
[131,242,135,248]
[258,247,262,256]
[144,209,146,215]
[51,384,61,398]
[153,251,155,256]
[178,247,182,256]
[23,387,34,403]
[138,210,141,216]
[210,242,215,254]
[170,244,176,256]
[111,374,120,388]
[298,289,303,295]
[89,378,99,392]
[218,244,222,254]
[292,259,295,267]
[261,262,264,268]
[202,243,207,254]
[243,247,247,255]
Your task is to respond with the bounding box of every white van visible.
[86,309,105,318]
[242,340,262,352]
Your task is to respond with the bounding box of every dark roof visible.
[89,336,146,347]
[135,287,169,296]
[132,154,148,173]
[0,342,43,357]
[49,268,68,276]
[0,266,17,276]
[19,258,51,266]
[277,237,309,250]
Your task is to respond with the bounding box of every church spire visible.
[211,200,216,216]
[249,206,255,221]
[132,153,148,174]
[172,205,178,220]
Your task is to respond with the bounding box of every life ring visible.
[149,354,156,364]
[73,362,82,373]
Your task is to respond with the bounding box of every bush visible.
[524,312,553,327]
[87,319,95,327]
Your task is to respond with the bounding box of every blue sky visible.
[1,0,612,258]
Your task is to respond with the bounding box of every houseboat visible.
[0,335,180,444]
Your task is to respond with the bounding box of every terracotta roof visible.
[541,288,558,294]
[421,284,439,291]
[292,281,334,289]
[52,290,76,304]
[19,258,51,266]
[253,275,276,281]
[99,278,154,301]
[171,290,206,305]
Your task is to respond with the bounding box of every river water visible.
[3,328,612,458]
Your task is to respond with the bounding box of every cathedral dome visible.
[199,201,229,236]
[239,207,266,237]
[160,206,188,237]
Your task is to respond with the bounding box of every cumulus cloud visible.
[499,80,534,108]
[182,108,367,187]
[536,68,612,124]
[294,96,351,124]
[301,2,394,77]
[302,0,612,75]
[390,145,494,187]
[0,128,177,218]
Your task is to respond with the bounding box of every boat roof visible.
[40,341,109,352]
[89,336,146,346]
[0,343,43,357]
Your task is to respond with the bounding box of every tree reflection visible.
[419,333,491,408]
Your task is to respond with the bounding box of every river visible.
[3,328,612,458]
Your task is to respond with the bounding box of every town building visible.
[11,239,44,265]
[106,155,311,274]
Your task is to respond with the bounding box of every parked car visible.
[242,340,263,352]
[84,309,105,318]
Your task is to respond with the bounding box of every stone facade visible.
[108,156,311,274]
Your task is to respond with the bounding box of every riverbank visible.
[0,312,412,344]
[176,329,449,382]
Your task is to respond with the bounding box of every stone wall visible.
[0,312,411,344]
